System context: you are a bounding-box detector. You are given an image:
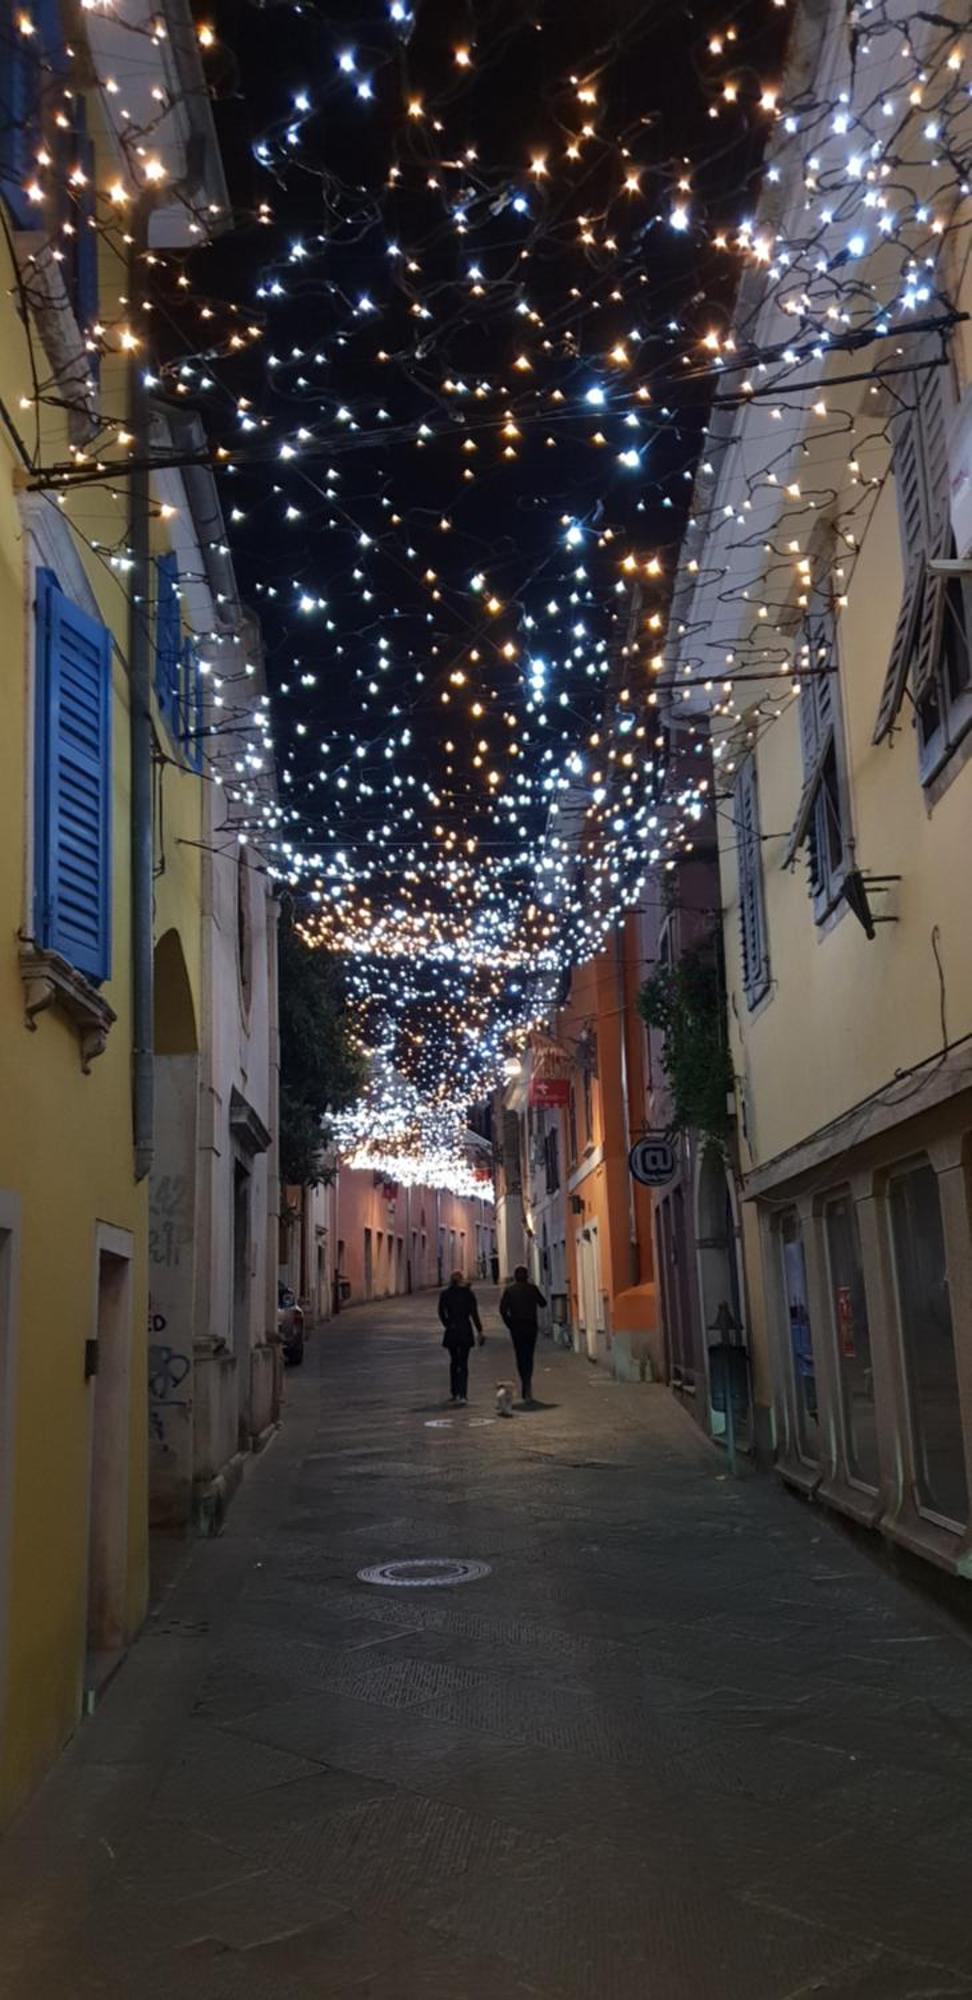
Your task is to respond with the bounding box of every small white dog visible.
[495,1383,515,1418]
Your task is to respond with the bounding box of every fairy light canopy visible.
[5,0,968,1182]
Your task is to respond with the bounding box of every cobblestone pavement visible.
[4,1292,972,1998]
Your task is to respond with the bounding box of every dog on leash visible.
[495,1383,515,1418]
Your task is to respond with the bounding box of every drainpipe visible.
[615,927,639,1283]
[332,1158,341,1315]
[129,199,154,1183]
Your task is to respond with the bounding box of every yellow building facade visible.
[0,0,230,1820]
[665,0,972,1574]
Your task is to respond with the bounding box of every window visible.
[780,1210,819,1463]
[544,1125,560,1193]
[502,1110,522,1193]
[55,92,98,344]
[154,554,182,739]
[236,850,252,1012]
[33,568,112,985]
[783,587,850,918]
[580,1030,597,1144]
[734,756,769,1006]
[154,555,204,768]
[178,638,204,772]
[888,1160,967,1528]
[824,1192,879,1490]
[567,1088,578,1166]
[873,356,972,781]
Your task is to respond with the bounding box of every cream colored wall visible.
[722,357,972,1178]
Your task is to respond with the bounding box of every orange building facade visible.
[497,909,661,1380]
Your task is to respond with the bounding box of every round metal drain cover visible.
[357,1557,491,1589]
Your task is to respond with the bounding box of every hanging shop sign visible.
[628,1135,677,1188]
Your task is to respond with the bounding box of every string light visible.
[7,0,968,1183]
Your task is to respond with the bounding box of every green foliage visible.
[638,941,733,1151]
[278,915,367,1186]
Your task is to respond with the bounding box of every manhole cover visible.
[357,1558,491,1589]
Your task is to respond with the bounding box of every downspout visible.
[130,199,153,1183]
[333,1159,341,1314]
[615,927,639,1283]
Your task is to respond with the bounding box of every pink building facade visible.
[283,1160,496,1321]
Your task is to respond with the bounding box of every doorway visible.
[232,1162,251,1361]
[364,1228,373,1300]
[87,1231,133,1675]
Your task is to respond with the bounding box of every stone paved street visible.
[3,1291,972,1998]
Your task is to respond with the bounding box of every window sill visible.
[19,944,116,1072]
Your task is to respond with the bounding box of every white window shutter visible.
[872,564,922,744]
[736,759,769,1007]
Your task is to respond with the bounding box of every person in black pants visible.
[438,1271,483,1404]
[499,1266,547,1403]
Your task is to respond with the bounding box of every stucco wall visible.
[0,220,149,1817]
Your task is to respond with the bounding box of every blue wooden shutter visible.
[35,568,112,983]
[57,96,98,345]
[0,0,67,227]
[155,552,181,735]
[0,5,34,226]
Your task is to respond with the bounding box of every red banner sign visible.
[528,1076,570,1108]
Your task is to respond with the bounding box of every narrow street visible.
[4,1294,972,2000]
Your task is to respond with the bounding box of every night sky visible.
[167,0,788,1145]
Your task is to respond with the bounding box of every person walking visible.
[438,1270,483,1404]
[499,1266,546,1403]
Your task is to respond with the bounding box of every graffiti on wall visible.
[148,1307,190,1447]
[149,1175,192,1270]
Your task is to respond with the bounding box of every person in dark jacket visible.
[438,1271,483,1404]
[499,1266,546,1402]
